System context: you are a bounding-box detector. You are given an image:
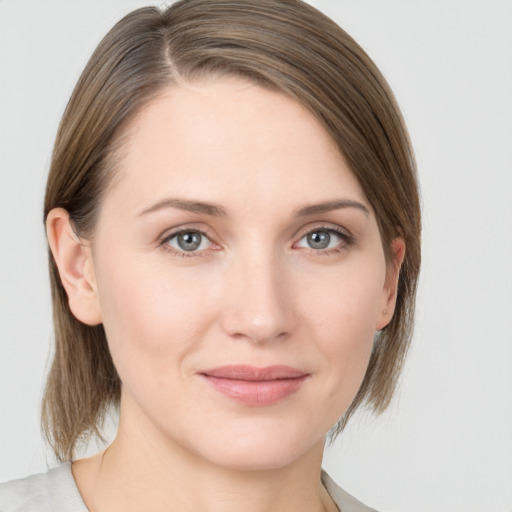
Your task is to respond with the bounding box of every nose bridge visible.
[220,242,294,343]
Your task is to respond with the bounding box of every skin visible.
[47,77,404,512]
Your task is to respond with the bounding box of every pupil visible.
[178,232,201,251]
[308,231,330,249]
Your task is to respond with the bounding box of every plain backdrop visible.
[1,1,511,511]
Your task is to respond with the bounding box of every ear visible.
[376,237,406,330]
[46,208,102,326]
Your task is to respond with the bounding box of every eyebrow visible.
[138,198,227,217]
[138,197,369,218]
[294,199,370,217]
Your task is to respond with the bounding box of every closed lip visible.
[199,365,310,406]
[200,365,309,381]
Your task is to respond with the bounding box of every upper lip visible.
[200,365,308,381]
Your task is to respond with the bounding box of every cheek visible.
[93,250,216,383]
[300,258,386,399]
[303,255,386,339]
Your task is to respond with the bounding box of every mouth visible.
[199,365,309,406]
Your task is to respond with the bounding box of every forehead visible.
[106,77,369,216]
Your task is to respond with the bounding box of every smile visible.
[199,365,309,406]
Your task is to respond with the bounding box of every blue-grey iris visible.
[307,231,330,249]
[177,232,202,251]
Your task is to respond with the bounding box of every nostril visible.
[221,311,293,344]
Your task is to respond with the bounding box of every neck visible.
[73,411,336,512]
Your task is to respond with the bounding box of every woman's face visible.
[83,77,399,470]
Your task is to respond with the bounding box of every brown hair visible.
[43,0,421,461]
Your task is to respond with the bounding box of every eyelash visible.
[158,224,354,258]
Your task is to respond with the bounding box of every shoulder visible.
[0,463,88,512]
[1,465,375,512]
[322,471,379,512]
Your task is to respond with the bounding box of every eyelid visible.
[157,222,215,243]
[294,222,353,241]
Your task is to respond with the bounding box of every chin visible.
[189,421,326,472]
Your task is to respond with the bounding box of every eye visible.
[165,230,212,253]
[296,228,349,251]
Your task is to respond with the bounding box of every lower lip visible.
[201,375,308,406]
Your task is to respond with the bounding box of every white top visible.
[0,463,377,512]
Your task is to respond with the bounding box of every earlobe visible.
[376,237,406,330]
[46,208,102,326]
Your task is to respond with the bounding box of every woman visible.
[0,1,420,510]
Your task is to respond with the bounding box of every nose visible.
[220,249,296,344]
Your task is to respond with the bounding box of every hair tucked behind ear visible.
[43,0,420,461]
[42,5,176,461]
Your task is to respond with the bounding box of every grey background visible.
[1,1,511,511]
